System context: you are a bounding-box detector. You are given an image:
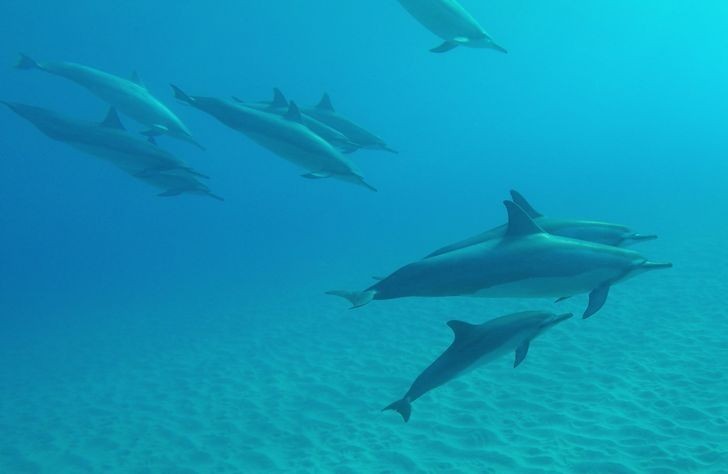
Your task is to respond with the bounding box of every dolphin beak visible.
[554,313,574,324]
[627,233,658,243]
[361,180,378,192]
[382,146,399,154]
[491,43,508,54]
[641,261,673,271]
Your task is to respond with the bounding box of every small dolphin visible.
[15,54,202,149]
[2,101,220,200]
[426,190,658,258]
[172,85,376,192]
[232,89,361,153]
[327,201,671,318]
[397,0,507,54]
[384,311,573,422]
[303,94,397,154]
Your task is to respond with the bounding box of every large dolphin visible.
[397,0,507,53]
[327,201,671,318]
[232,89,360,153]
[2,101,221,200]
[303,94,397,154]
[426,190,658,258]
[171,85,377,192]
[15,54,202,149]
[384,311,573,422]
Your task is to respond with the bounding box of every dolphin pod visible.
[384,311,573,422]
[171,85,377,192]
[1,101,221,201]
[15,54,203,149]
[327,199,671,319]
[397,0,507,54]
[426,190,658,258]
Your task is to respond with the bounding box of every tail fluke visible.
[325,289,376,309]
[383,397,412,423]
[170,84,194,105]
[15,53,39,70]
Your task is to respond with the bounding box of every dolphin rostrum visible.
[327,201,671,318]
[2,101,220,200]
[16,54,202,149]
[426,190,658,258]
[384,311,573,422]
[397,0,507,54]
[172,85,377,192]
[303,94,397,154]
[232,89,361,153]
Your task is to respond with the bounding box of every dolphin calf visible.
[2,101,220,200]
[327,201,671,318]
[303,94,397,154]
[15,54,202,149]
[384,311,573,422]
[397,0,507,53]
[232,89,360,153]
[172,85,377,191]
[426,190,658,258]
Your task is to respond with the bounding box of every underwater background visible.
[1,1,727,472]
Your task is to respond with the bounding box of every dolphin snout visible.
[641,261,673,271]
[627,233,658,243]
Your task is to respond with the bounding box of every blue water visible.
[1,1,727,472]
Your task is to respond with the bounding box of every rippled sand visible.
[1,237,726,473]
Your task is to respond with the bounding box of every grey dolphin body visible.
[172,85,376,191]
[327,201,671,318]
[426,190,658,258]
[397,0,507,53]
[233,89,360,153]
[15,54,202,149]
[384,311,573,422]
[2,101,220,200]
[303,94,397,154]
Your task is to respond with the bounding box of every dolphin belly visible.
[245,131,354,175]
[398,0,485,40]
[471,268,616,298]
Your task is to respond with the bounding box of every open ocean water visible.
[1,1,727,473]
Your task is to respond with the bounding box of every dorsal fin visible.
[504,200,545,237]
[447,320,478,341]
[101,107,125,130]
[316,93,335,112]
[271,88,288,108]
[130,71,145,88]
[284,101,304,123]
[510,190,543,218]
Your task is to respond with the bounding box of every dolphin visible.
[426,190,658,258]
[384,311,573,422]
[171,85,377,192]
[2,101,221,200]
[15,54,203,149]
[303,94,397,154]
[397,0,507,53]
[327,200,671,318]
[232,89,361,153]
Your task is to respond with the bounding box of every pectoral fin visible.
[302,172,331,179]
[584,286,610,319]
[514,341,530,368]
[430,41,460,53]
[142,124,169,137]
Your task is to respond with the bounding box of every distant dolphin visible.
[327,201,671,318]
[2,101,221,200]
[172,85,377,192]
[232,89,360,153]
[397,0,507,53]
[303,94,397,154]
[426,190,658,258]
[15,54,203,149]
[384,311,573,422]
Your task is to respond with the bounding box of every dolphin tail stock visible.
[170,84,195,106]
[325,289,376,309]
[430,41,460,53]
[15,53,39,70]
[383,397,412,423]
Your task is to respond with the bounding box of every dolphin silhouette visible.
[384,311,573,422]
